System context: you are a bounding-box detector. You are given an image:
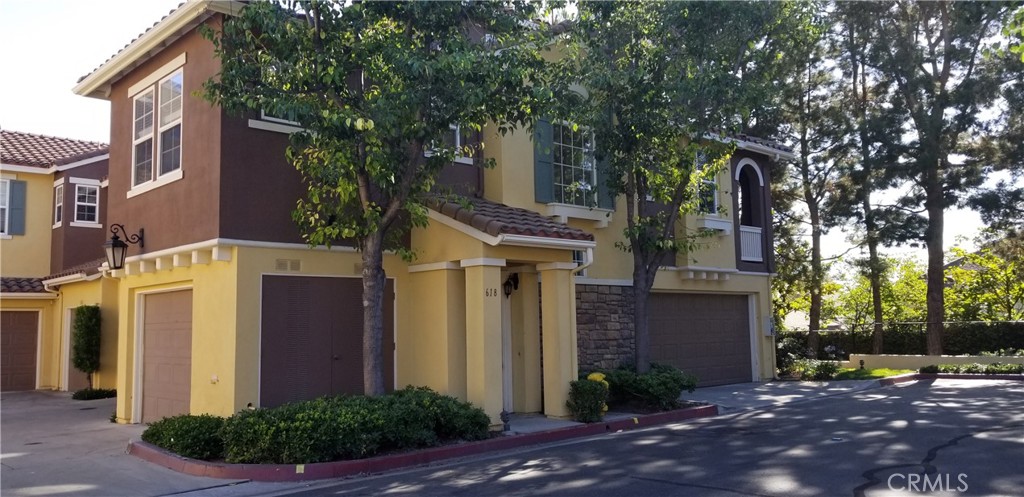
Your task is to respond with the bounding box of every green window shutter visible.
[596,153,615,210]
[8,180,26,235]
[533,118,554,204]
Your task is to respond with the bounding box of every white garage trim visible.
[748,295,760,382]
[131,285,192,424]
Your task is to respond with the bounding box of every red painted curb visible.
[878,372,1024,386]
[127,404,717,482]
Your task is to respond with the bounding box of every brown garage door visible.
[649,293,751,387]
[142,290,192,423]
[260,276,395,407]
[1,311,38,391]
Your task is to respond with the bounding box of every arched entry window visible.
[734,159,765,227]
[734,158,765,263]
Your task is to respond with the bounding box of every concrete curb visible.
[878,372,1024,386]
[128,404,718,482]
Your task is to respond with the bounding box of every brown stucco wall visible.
[106,21,222,256]
[51,159,109,273]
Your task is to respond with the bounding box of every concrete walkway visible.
[686,379,879,413]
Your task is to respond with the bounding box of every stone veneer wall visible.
[576,283,636,372]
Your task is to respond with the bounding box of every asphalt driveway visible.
[276,379,1024,497]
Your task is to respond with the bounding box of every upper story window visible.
[426,124,476,165]
[53,184,64,226]
[75,185,100,224]
[0,179,9,235]
[133,70,182,188]
[552,122,596,207]
[695,150,718,215]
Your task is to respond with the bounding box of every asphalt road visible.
[270,379,1024,497]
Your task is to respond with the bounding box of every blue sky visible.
[0,0,992,260]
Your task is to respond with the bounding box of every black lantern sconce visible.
[503,273,520,298]
[103,224,144,270]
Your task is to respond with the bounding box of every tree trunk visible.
[867,231,885,355]
[633,253,652,374]
[924,163,945,355]
[361,232,387,396]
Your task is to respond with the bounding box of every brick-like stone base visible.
[576,284,635,372]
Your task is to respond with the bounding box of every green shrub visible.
[142,414,225,460]
[980,348,1024,357]
[221,387,490,464]
[72,305,102,389]
[566,378,608,423]
[960,363,986,374]
[601,364,697,411]
[71,388,116,400]
[793,359,840,380]
[983,363,1024,374]
[776,335,810,375]
[938,364,961,373]
[919,365,939,374]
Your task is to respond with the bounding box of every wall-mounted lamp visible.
[103,224,144,270]
[503,273,519,298]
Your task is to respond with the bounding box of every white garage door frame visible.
[131,285,192,424]
[748,295,760,382]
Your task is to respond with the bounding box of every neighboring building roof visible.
[0,277,47,293]
[730,133,795,155]
[0,130,108,168]
[431,196,595,242]
[44,258,107,282]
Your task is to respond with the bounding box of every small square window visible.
[75,185,99,223]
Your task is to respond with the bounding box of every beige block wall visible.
[847,354,1024,371]
[0,172,54,277]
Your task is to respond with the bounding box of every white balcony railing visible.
[740,225,763,262]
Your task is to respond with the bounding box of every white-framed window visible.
[54,184,64,226]
[0,179,9,235]
[695,150,718,215]
[132,70,182,188]
[75,185,99,224]
[572,250,588,277]
[426,124,476,165]
[260,108,300,126]
[553,122,596,206]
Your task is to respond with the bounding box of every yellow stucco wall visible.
[0,298,57,389]
[54,277,120,390]
[0,171,54,277]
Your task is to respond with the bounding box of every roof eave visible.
[0,292,58,300]
[72,0,246,100]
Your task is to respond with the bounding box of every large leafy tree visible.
[559,1,812,373]
[855,1,1020,354]
[946,245,1024,322]
[203,1,552,395]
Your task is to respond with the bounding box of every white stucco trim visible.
[248,119,303,134]
[734,158,765,186]
[536,262,578,271]
[0,292,58,300]
[460,258,506,268]
[407,261,461,273]
[573,277,632,286]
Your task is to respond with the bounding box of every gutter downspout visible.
[572,247,593,275]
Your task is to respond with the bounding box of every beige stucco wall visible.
[0,171,54,277]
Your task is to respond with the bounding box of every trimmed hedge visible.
[71,388,116,400]
[218,386,489,464]
[779,322,1024,359]
[142,414,225,460]
[920,363,1024,375]
[567,377,609,423]
[601,363,697,411]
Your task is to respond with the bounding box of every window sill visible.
[694,215,733,235]
[545,203,612,228]
[0,234,11,240]
[70,221,103,229]
[248,119,302,134]
[127,169,183,199]
[52,223,62,230]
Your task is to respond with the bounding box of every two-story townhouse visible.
[0,130,117,392]
[72,0,792,425]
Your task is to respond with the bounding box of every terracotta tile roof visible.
[0,277,47,294]
[1,130,108,168]
[431,196,594,242]
[44,258,107,282]
[731,133,794,154]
